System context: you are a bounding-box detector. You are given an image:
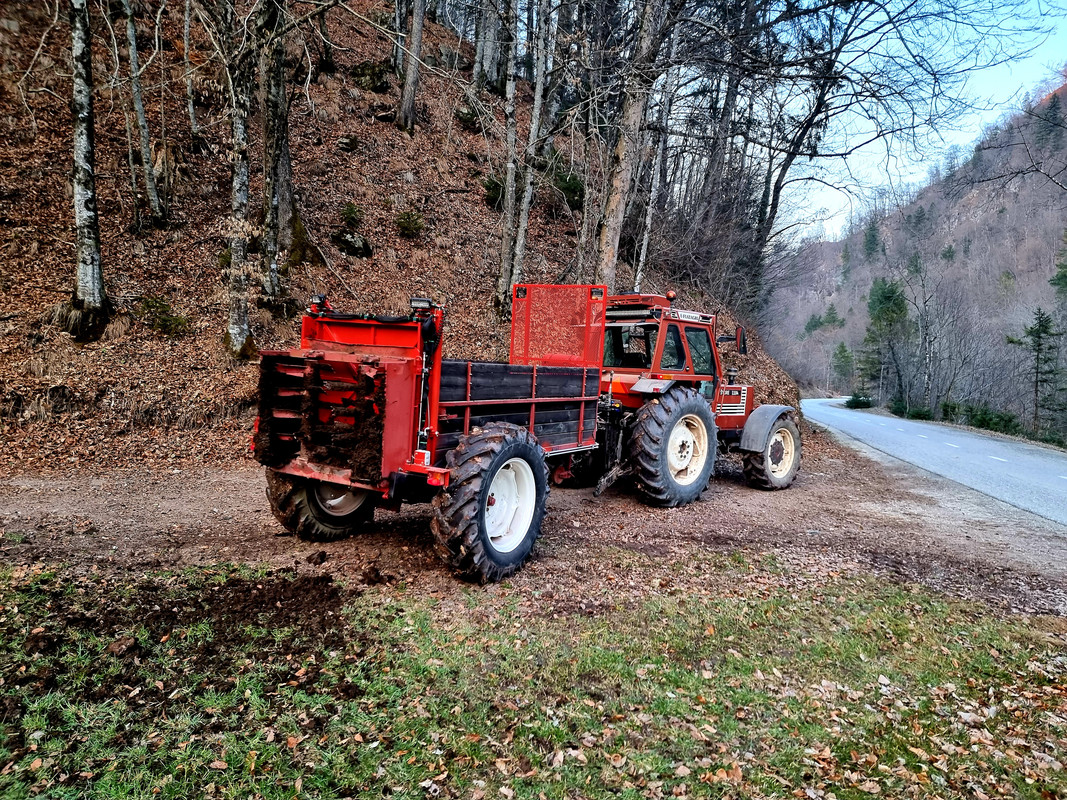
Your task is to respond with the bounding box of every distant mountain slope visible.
[763,84,1067,433]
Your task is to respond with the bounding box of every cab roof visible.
[606,293,715,325]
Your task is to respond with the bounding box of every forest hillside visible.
[0,1,794,473]
[763,84,1067,444]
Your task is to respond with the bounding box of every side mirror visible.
[735,326,747,355]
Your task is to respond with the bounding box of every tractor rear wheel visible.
[266,470,375,542]
[743,416,801,489]
[431,423,549,583]
[631,387,717,507]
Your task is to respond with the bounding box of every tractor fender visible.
[739,405,796,452]
[630,377,676,396]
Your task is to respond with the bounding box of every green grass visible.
[0,563,1063,799]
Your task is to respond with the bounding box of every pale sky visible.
[800,14,1067,240]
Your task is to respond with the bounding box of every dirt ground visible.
[2,424,1066,616]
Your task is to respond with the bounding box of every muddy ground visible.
[2,424,1066,616]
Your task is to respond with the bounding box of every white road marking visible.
[896,427,904,431]
[1061,476,1067,480]
[988,456,1007,462]
[917,435,928,439]
[945,443,960,448]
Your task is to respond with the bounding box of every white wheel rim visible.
[483,457,537,554]
[667,414,709,486]
[314,483,369,517]
[767,427,795,478]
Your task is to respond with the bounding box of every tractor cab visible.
[601,292,722,409]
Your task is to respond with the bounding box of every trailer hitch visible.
[594,462,630,497]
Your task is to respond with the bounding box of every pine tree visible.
[863,219,880,262]
[1052,228,1067,303]
[865,278,910,402]
[823,303,845,327]
[831,342,854,391]
[1036,93,1064,151]
[1007,308,1063,431]
[840,243,852,282]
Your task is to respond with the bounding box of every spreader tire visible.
[431,423,549,583]
[265,470,375,542]
[631,387,717,507]
[743,416,801,490]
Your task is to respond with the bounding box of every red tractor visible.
[253,284,800,582]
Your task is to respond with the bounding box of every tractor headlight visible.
[410,297,433,310]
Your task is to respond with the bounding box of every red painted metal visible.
[510,284,607,369]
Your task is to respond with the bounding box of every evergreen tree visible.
[1007,308,1063,431]
[803,313,824,335]
[1036,93,1064,151]
[831,342,854,390]
[840,243,852,282]
[823,303,845,327]
[1051,228,1067,303]
[863,219,880,262]
[865,278,910,402]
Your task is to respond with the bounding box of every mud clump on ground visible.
[3,571,359,709]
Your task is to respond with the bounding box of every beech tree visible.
[58,0,110,339]
[397,0,427,132]
[122,0,165,222]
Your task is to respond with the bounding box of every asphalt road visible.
[801,397,1067,527]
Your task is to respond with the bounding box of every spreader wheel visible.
[266,470,375,542]
[431,423,549,583]
[631,387,717,507]
[743,416,801,490]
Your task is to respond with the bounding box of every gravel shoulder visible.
[2,424,1065,615]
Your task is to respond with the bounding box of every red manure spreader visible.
[253,285,800,582]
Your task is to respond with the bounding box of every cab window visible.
[659,324,687,370]
[603,323,659,369]
[685,327,714,376]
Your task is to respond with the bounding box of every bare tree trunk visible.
[476,0,501,90]
[275,115,294,250]
[473,0,487,83]
[259,0,295,300]
[594,0,660,293]
[495,0,518,308]
[510,0,552,290]
[261,37,284,301]
[524,0,534,81]
[634,34,678,292]
[184,0,200,138]
[122,0,164,222]
[226,61,254,356]
[317,9,335,72]
[123,109,142,232]
[397,0,426,132]
[63,0,110,338]
[393,0,408,76]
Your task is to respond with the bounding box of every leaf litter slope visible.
[0,1,797,476]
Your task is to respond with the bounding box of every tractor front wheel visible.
[631,387,717,507]
[743,416,801,489]
[431,423,549,583]
[266,470,375,541]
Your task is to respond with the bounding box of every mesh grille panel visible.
[509,285,606,369]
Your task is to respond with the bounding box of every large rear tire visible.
[266,470,375,542]
[743,416,801,489]
[631,387,717,507]
[431,423,549,583]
